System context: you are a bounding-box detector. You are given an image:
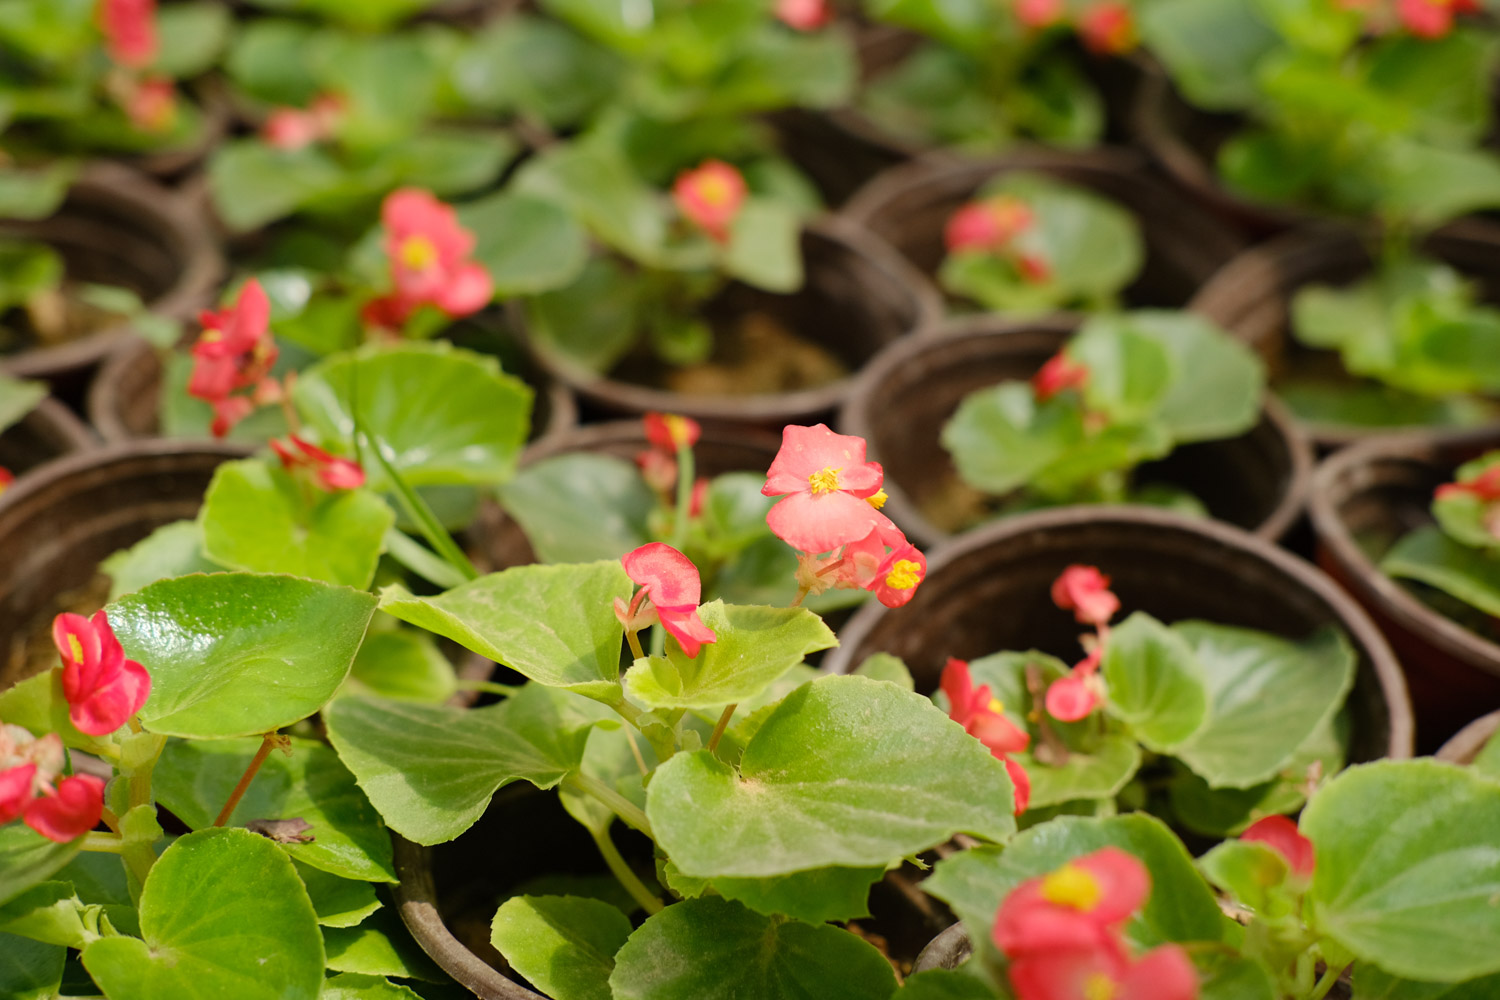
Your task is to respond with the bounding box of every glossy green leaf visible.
[325,684,608,844]
[378,561,631,701]
[1383,526,1500,618]
[108,573,377,739]
[664,863,885,925]
[295,862,381,928]
[81,828,324,1000]
[323,910,444,982]
[101,519,222,601]
[0,933,63,1000]
[0,823,82,908]
[1101,612,1210,751]
[490,895,632,1000]
[0,670,122,757]
[347,628,457,703]
[457,190,590,298]
[497,454,655,564]
[1303,760,1500,981]
[153,736,396,883]
[321,973,425,1000]
[608,896,897,1000]
[293,342,532,490]
[1021,733,1143,810]
[1351,965,1500,999]
[648,676,1016,878]
[201,459,394,588]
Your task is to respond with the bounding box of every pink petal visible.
[435,262,493,318]
[1119,945,1198,1000]
[763,424,868,490]
[1045,676,1098,723]
[1241,815,1315,879]
[23,774,104,843]
[0,764,37,825]
[658,607,718,658]
[621,543,703,608]
[1004,757,1031,815]
[766,490,896,554]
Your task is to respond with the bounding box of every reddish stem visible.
[213,734,279,827]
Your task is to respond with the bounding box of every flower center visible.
[697,175,733,207]
[884,560,922,591]
[865,489,888,510]
[808,467,842,494]
[987,697,1005,715]
[399,235,439,272]
[67,635,84,662]
[1084,974,1117,1000]
[1040,863,1102,911]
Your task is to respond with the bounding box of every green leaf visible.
[1171,623,1354,788]
[1473,731,1500,780]
[1138,0,1279,110]
[1383,526,1500,618]
[608,896,897,1000]
[496,454,655,564]
[201,459,394,589]
[1433,453,1500,552]
[521,256,641,375]
[1303,760,1500,981]
[108,573,377,739]
[152,2,230,78]
[0,374,45,434]
[0,881,105,948]
[893,970,996,998]
[513,143,667,263]
[321,973,425,1000]
[0,670,123,758]
[101,519,222,601]
[853,653,915,690]
[1352,965,1500,999]
[153,736,396,883]
[490,895,632,1000]
[923,813,1224,954]
[723,200,803,293]
[325,684,607,844]
[1114,312,1264,442]
[1070,320,1176,425]
[1198,840,1294,917]
[624,602,835,710]
[1101,613,1210,751]
[665,864,886,925]
[378,562,631,701]
[1021,733,1143,811]
[1380,140,1500,230]
[1198,953,1279,1000]
[0,821,83,908]
[941,382,1081,496]
[347,628,457,704]
[323,910,444,982]
[0,933,63,1000]
[454,15,622,127]
[458,191,590,298]
[81,828,324,1000]
[648,676,1016,878]
[0,163,75,221]
[295,862,381,928]
[208,141,345,231]
[292,342,532,490]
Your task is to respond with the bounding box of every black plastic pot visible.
[841,147,1246,313]
[838,315,1312,547]
[1,397,95,479]
[824,506,1415,766]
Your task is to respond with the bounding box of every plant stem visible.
[366,438,479,582]
[214,734,278,827]
[79,832,124,854]
[626,628,646,662]
[789,586,809,608]
[590,826,663,915]
[1308,965,1344,1000]
[623,728,649,776]
[565,773,654,839]
[707,703,737,754]
[672,440,695,555]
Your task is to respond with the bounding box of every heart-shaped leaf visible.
[81,828,323,1000]
[1101,612,1210,751]
[1021,733,1143,810]
[325,683,610,844]
[496,454,655,564]
[491,895,632,1000]
[624,602,835,710]
[459,190,590,297]
[295,862,381,928]
[1303,760,1500,981]
[108,573,377,739]
[378,561,632,702]
[648,675,1016,878]
[101,519,222,601]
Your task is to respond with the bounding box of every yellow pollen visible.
[67,635,84,662]
[1041,863,1103,911]
[1083,973,1117,1000]
[884,560,922,591]
[865,489,888,510]
[808,467,841,494]
[697,175,733,207]
[664,415,691,447]
[987,697,1005,715]
[399,235,439,271]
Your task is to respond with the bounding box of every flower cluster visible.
[1014,0,1138,54]
[942,658,1032,814]
[187,278,281,438]
[1032,352,1089,402]
[98,0,176,132]
[362,189,493,331]
[616,542,718,657]
[637,412,707,516]
[270,435,366,492]
[262,94,346,151]
[1338,0,1481,38]
[993,848,1199,1000]
[673,160,748,244]
[761,424,928,609]
[1044,565,1118,723]
[944,195,1051,285]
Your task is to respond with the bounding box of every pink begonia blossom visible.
[1015,0,1066,28]
[672,161,747,244]
[944,197,1034,254]
[941,658,1031,813]
[867,541,927,608]
[122,76,175,133]
[0,724,101,844]
[776,0,833,30]
[363,189,493,329]
[616,543,718,657]
[644,412,701,452]
[270,436,366,491]
[187,279,278,438]
[1008,943,1199,1000]
[1032,353,1089,402]
[24,774,106,843]
[1077,1,1137,53]
[53,611,150,736]
[1045,649,1102,722]
[1051,565,1119,627]
[762,424,896,554]
[1396,0,1479,37]
[262,94,345,151]
[99,0,157,68]
[1241,815,1315,879]
[0,467,13,494]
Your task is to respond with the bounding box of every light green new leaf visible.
[608,897,897,1000]
[378,561,631,701]
[1022,733,1143,810]
[491,895,632,1000]
[625,602,835,710]
[295,862,382,928]
[101,519,222,601]
[1303,760,1500,982]
[153,736,396,883]
[108,573,377,739]
[648,676,1016,878]
[292,342,532,490]
[324,684,609,844]
[81,829,324,1000]
[1101,612,1210,751]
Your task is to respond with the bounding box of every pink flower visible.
[944,197,1034,254]
[270,435,366,491]
[1396,0,1476,36]
[644,412,701,452]
[1015,0,1066,28]
[372,189,493,327]
[1032,353,1089,402]
[762,424,896,554]
[636,449,678,495]
[690,478,708,519]
[673,161,747,244]
[867,541,927,608]
[1008,943,1199,1000]
[616,543,718,658]
[99,0,157,69]
[188,279,278,438]
[1045,676,1097,723]
[1436,465,1500,502]
[1018,252,1053,285]
[776,0,833,30]
[122,76,176,133]
[0,764,36,826]
[1241,815,1315,880]
[1004,757,1033,815]
[1077,2,1137,53]
[24,774,105,843]
[53,611,150,735]
[1051,565,1119,627]
[0,467,13,494]
[0,726,94,843]
[942,658,1031,814]
[262,94,344,151]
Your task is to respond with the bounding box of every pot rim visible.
[836,313,1314,545]
[824,504,1415,760]
[24,396,98,456]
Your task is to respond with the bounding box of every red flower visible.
[1033,353,1089,402]
[776,0,833,30]
[1018,252,1053,285]
[867,542,927,608]
[53,611,151,735]
[689,478,708,519]
[188,279,277,438]
[1396,0,1476,36]
[944,197,1034,254]
[270,435,366,491]
[1077,2,1137,53]
[24,774,105,843]
[1241,815,1315,880]
[762,424,896,554]
[99,0,157,69]
[1009,942,1199,1000]
[262,94,344,151]
[1005,757,1033,815]
[1015,0,1066,28]
[636,448,678,495]
[375,189,493,327]
[0,467,13,494]
[1051,565,1119,627]
[122,76,176,133]
[616,543,718,658]
[673,161,748,244]
[942,659,1030,814]
[0,764,36,826]
[1436,465,1500,502]
[644,412,702,452]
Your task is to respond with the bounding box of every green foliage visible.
[490,895,632,1000]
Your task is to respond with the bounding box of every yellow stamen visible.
[987,697,1005,715]
[67,635,84,662]
[1083,974,1117,1000]
[884,560,922,591]
[664,415,692,448]
[697,174,733,207]
[865,489,888,510]
[399,235,439,272]
[808,467,841,494]
[1040,863,1102,911]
